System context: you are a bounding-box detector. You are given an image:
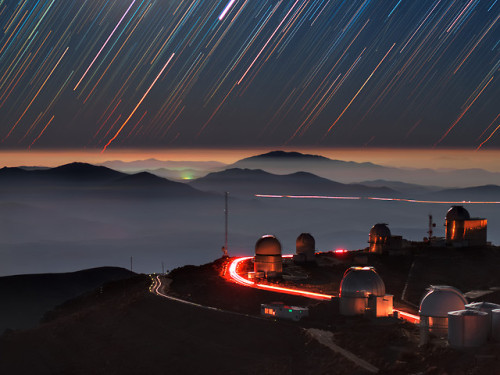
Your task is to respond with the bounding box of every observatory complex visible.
[367,205,488,254]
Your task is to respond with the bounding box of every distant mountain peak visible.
[249,150,330,160]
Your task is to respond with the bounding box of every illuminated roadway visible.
[227,256,420,324]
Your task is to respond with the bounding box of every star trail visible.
[0,0,498,150]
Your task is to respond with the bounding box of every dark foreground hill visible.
[0,267,135,333]
[0,274,355,375]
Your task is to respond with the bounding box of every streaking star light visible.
[218,0,237,21]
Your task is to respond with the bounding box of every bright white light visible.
[218,0,237,21]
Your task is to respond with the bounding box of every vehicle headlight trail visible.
[227,257,420,323]
[255,194,500,204]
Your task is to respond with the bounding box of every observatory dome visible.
[296,233,315,254]
[419,286,467,318]
[369,223,391,239]
[340,267,385,298]
[446,206,470,221]
[255,235,282,256]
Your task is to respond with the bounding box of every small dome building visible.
[294,233,316,263]
[339,267,392,316]
[254,235,282,278]
[368,223,391,253]
[419,285,467,343]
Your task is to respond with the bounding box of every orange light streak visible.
[476,118,500,151]
[3,47,68,142]
[322,43,395,139]
[476,113,500,142]
[453,13,499,74]
[29,115,55,149]
[101,52,175,152]
[434,75,494,147]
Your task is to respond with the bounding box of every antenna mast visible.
[222,192,229,257]
[428,214,435,240]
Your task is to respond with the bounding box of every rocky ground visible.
[1,246,499,374]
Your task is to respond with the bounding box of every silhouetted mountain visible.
[45,162,124,181]
[430,184,500,202]
[108,171,205,197]
[0,162,124,187]
[189,168,396,197]
[0,267,135,334]
[0,163,208,198]
[102,158,225,172]
[228,151,500,187]
[359,180,441,194]
[233,150,378,167]
[18,166,50,171]
[145,167,209,181]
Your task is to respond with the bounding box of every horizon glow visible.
[2,148,500,172]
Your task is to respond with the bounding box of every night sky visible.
[0,0,498,151]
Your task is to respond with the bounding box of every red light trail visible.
[228,256,333,300]
[255,194,500,205]
[227,256,421,324]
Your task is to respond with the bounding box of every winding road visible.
[226,256,420,324]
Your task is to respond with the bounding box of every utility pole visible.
[428,214,436,241]
[222,192,229,257]
[130,256,133,272]
[225,191,228,251]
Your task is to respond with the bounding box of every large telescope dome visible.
[255,235,282,256]
[446,206,470,221]
[340,267,385,298]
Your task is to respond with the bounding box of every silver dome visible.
[339,267,385,298]
[419,286,467,318]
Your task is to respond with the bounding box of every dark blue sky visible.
[0,0,498,150]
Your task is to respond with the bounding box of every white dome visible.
[419,286,467,318]
[340,267,385,297]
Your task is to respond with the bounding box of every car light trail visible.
[227,256,420,324]
[397,310,420,324]
[255,194,500,205]
[228,256,333,300]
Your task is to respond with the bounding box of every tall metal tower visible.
[222,192,229,257]
[428,214,436,240]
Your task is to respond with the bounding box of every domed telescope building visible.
[254,235,283,278]
[293,233,316,263]
[419,285,467,344]
[339,266,393,317]
[368,223,391,253]
[445,206,487,247]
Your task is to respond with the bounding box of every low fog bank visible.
[1,190,499,276]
